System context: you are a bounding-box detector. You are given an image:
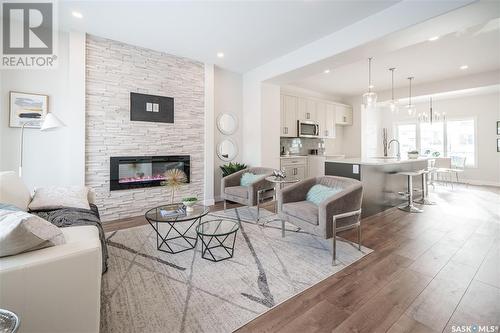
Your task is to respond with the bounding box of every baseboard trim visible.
[202,198,215,206]
[459,179,500,187]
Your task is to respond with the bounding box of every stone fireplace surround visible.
[85,35,205,222]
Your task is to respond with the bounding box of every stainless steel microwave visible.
[298,120,320,137]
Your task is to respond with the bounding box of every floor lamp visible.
[19,113,65,177]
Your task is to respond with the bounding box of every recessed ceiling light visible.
[460,65,469,70]
[428,36,439,41]
[217,52,224,58]
[72,11,83,19]
[324,69,330,74]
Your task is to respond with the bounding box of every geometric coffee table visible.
[145,204,209,254]
[196,219,239,262]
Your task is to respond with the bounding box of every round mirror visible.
[217,139,238,161]
[217,113,238,135]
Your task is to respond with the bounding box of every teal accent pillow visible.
[306,184,342,205]
[240,173,263,186]
[0,203,22,211]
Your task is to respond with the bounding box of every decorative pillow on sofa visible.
[240,173,264,186]
[0,209,65,257]
[306,184,342,205]
[0,203,23,211]
[28,186,90,211]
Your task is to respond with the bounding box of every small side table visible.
[263,176,299,214]
[0,309,19,333]
[262,176,300,237]
[196,219,239,262]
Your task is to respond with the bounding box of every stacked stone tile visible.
[85,35,205,221]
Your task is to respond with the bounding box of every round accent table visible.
[196,219,239,262]
[262,176,300,237]
[0,309,19,333]
[145,204,209,254]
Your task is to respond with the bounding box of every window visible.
[447,119,475,167]
[420,122,444,157]
[395,118,476,168]
[396,124,417,157]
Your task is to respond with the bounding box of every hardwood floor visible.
[102,185,500,332]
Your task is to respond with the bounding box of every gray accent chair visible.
[278,176,363,264]
[221,167,275,218]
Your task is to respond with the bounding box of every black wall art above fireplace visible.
[130,92,174,123]
[110,155,190,191]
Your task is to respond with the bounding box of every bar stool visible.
[414,170,436,205]
[397,170,424,213]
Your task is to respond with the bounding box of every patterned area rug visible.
[101,207,373,333]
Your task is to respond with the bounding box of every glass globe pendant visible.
[362,58,377,108]
[406,77,416,115]
[388,68,399,113]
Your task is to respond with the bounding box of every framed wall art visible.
[9,91,48,128]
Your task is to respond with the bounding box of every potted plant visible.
[182,197,198,212]
[220,162,247,177]
[161,169,188,204]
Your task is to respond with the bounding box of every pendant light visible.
[388,68,399,113]
[418,97,446,124]
[406,77,416,115]
[362,57,377,108]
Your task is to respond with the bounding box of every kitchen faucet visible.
[388,139,401,160]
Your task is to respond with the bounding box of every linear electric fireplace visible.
[110,155,190,191]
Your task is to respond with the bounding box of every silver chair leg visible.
[357,225,361,251]
[223,200,226,212]
[332,217,337,265]
[332,235,337,265]
[256,190,261,222]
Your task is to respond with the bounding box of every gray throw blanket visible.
[32,204,108,273]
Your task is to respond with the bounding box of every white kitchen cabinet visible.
[307,156,326,177]
[297,97,316,121]
[317,103,336,138]
[335,104,353,125]
[281,95,297,137]
[280,157,307,181]
[282,165,306,181]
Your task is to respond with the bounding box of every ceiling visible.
[290,18,500,97]
[59,0,399,73]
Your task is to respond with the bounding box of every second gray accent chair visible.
[221,167,275,211]
[278,176,363,264]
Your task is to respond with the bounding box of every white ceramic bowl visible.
[407,152,419,159]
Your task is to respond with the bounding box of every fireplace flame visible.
[119,174,166,184]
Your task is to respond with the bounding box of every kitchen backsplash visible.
[280,138,325,155]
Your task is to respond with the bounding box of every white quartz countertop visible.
[280,154,345,159]
[280,155,308,159]
[325,157,429,166]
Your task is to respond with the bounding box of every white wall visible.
[342,96,362,158]
[0,31,86,191]
[241,1,469,167]
[214,67,243,200]
[379,91,500,186]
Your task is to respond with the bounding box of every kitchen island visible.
[325,157,429,217]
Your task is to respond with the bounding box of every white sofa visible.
[0,171,102,333]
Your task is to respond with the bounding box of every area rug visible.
[100,207,373,333]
